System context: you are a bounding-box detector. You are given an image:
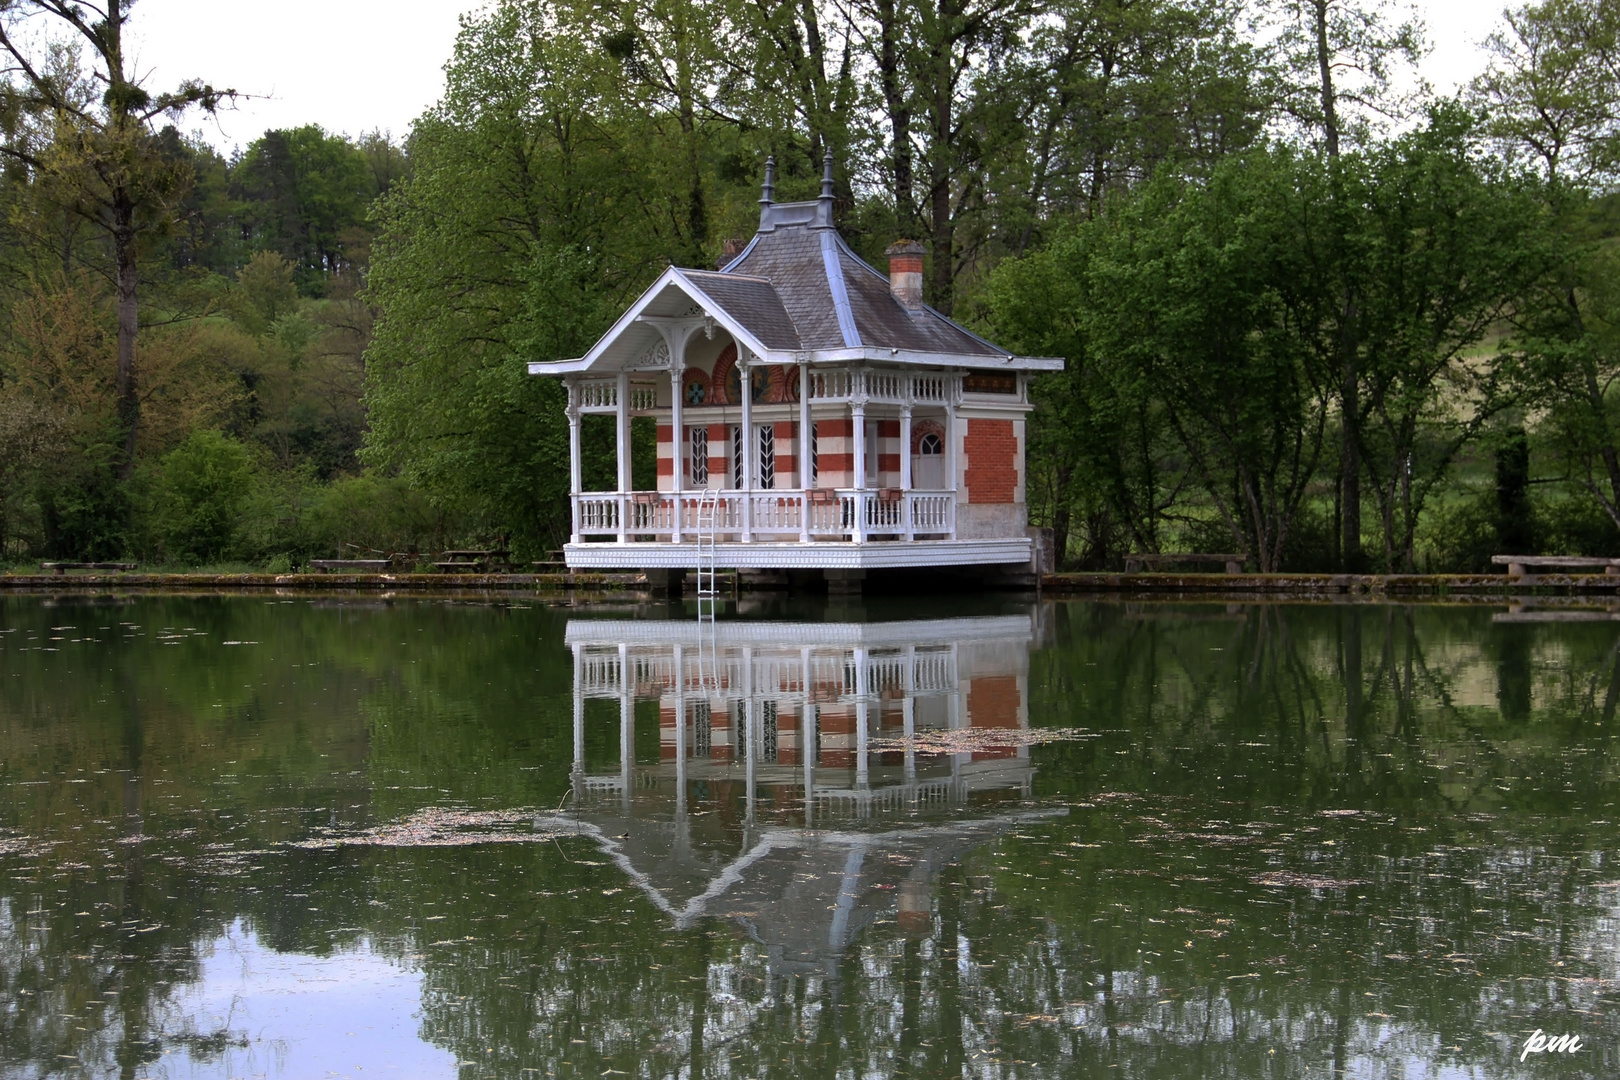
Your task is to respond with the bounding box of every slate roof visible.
[528,164,1057,375]
[713,204,1008,358]
[673,270,802,350]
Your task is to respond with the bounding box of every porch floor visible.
[564,538,1033,571]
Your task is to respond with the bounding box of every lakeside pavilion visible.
[527,155,1062,592]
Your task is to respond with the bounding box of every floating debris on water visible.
[867,727,1097,753]
[288,807,559,850]
[1252,870,1370,890]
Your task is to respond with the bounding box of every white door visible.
[914,431,944,489]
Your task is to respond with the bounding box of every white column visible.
[799,362,812,544]
[616,372,631,542]
[851,398,867,543]
[572,644,585,774]
[619,643,633,813]
[669,362,684,543]
[799,364,811,488]
[743,645,756,822]
[673,644,686,820]
[854,646,869,795]
[903,645,917,785]
[900,405,913,490]
[851,400,867,489]
[739,355,754,542]
[948,644,964,804]
[567,400,583,545]
[802,647,814,828]
[944,378,960,540]
[900,404,914,541]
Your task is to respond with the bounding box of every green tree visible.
[363,2,661,551]
[1474,0,1620,184]
[1256,0,1426,568]
[1342,110,1552,569]
[232,125,374,292]
[988,222,1187,566]
[0,0,233,476]
[1079,146,1337,570]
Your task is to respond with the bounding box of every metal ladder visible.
[694,489,720,692]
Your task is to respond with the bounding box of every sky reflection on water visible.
[0,595,1615,1078]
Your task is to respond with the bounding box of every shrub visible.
[151,430,256,562]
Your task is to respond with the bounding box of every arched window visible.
[919,432,943,456]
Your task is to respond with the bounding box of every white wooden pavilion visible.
[527,156,1062,584]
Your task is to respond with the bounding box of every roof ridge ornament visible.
[755,153,837,232]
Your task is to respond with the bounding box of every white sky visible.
[125,0,1497,154]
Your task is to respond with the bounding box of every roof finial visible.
[821,151,835,201]
[760,155,776,207]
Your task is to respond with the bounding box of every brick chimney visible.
[716,237,745,270]
[884,240,926,313]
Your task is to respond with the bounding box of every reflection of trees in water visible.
[3,598,1620,1077]
[1033,602,1620,810]
[372,811,1617,1078]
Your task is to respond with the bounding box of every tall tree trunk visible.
[114,200,140,478]
[673,24,707,259]
[878,0,915,233]
[1051,463,1074,570]
[1316,0,1362,569]
[927,26,954,315]
[1314,0,1341,159]
[1339,357,1361,570]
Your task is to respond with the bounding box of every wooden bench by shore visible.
[1492,555,1620,578]
[39,562,136,576]
[1124,553,1245,575]
[308,559,393,573]
[434,549,511,573]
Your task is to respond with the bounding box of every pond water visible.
[0,593,1615,1078]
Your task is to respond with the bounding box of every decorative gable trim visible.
[527,266,779,376]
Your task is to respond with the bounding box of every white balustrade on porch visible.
[573,642,960,704]
[577,379,618,410]
[804,369,961,406]
[576,379,659,412]
[572,489,956,543]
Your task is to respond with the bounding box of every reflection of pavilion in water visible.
[542,615,1058,977]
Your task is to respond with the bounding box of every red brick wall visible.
[775,420,797,479]
[708,423,729,483]
[656,425,673,478]
[967,675,1021,760]
[964,419,1017,504]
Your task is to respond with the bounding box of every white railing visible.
[803,369,960,405]
[577,644,959,703]
[913,648,955,693]
[911,374,949,402]
[572,489,955,542]
[584,368,959,411]
[628,383,659,412]
[577,380,618,410]
[809,369,854,399]
[867,371,904,400]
